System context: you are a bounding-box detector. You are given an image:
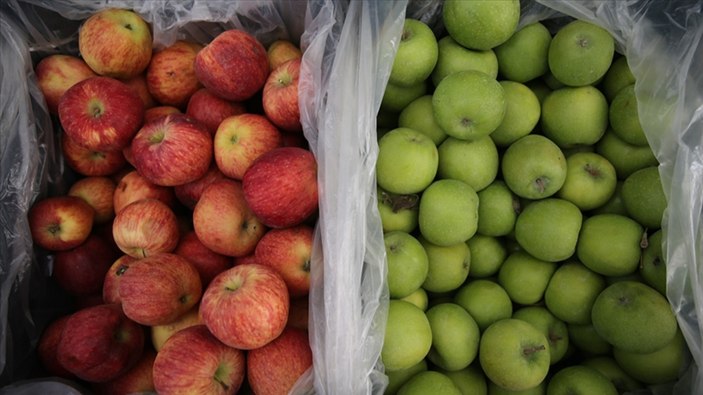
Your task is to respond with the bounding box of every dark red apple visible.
[102,254,138,304]
[53,233,119,296]
[173,164,228,210]
[174,231,232,287]
[144,105,181,123]
[37,315,76,379]
[92,349,156,395]
[185,88,246,135]
[62,132,128,177]
[247,327,313,395]
[255,224,313,297]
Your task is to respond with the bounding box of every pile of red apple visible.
[28,8,317,394]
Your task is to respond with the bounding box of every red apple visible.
[267,39,302,71]
[78,8,152,79]
[185,88,247,135]
[200,264,289,350]
[28,195,94,251]
[112,198,179,258]
[281,132,310,149]
[255,224,313,297]
[194,29,269,102]
[56,303,144,383]
[103,254,138,304]
[247,327,313,395]
[262,58,302,133]
[62,132,127,176]
[92,349,156,395]
[144,105,181,123]
[287,296,309,330]
[68,176,117,224]
[232,252,258,267]
[58,76,144,152]
[152,325,245,395]
[173,163,228,209]
[150,305,203,351]
[146,40,203,108]
[121,73,156,109]
[174,231,232,287]
[37,315,76,379]
[242,146,318,228]
[53,233,119,296]
[34,54,97,114]
[118,253,202,326]
[113,169,176,214]
[131,113,213,187]
[214,113,283,180]
[193,179,266,257]
[74,292,107,309]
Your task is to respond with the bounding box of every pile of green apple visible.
[377,1,688,394]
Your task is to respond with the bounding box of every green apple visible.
[442,0,520,50]
[542,71,565,90]
[454,279,513,332]
[399,287,429,312]
[398,95,447,145]
[479,318,550,392]
[621,165,666,229]
[526,78,552,105]
[490,81,541,147]
[595,129,658,180]
[590,181,628,216]
[437,136,499,191]
[377,187,419,233]
[547,20,615,86]
[612,328,687,385]
[602,56,635,101]
[640,229,667,295]
[382,300,433,371]
[389,19,439,87]
[581,356,643,393]
[512,306,569,365]
[418,179,479,246]
[591,280,678,354]
[567,323,612,356]
[557,152,617,210]
[498,251,557,305]
[494,22,551,83]
[439,363,487,395]
[397,371,462,395]
[514,198,583,262]
[501,135,567,200]
[546,365,618,395]
[477,181,519,237]
[488,380,546,395]
[609,84,648,146]
[576,214,644,277]
[376,127,438,195]
[381,80,428,113]
[385,359,428,395]
[466,234,507,279]
[420,236,471,293]
[544,262,606,325]
[384,231,429,299]
[432,70,506,141]
[432,36,499,86]
[426,303,481,371]
[541,86,609,148]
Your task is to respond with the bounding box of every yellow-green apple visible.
[501,134,567,199]
[381,80,428,113]
[581,356,643,393]
[287,296,309,330]
[454,279,513,332]
[112,198,179,258]
[247,327,312,395]
[436,135,499,191]
[254,224,313,297]
[200,264,289,350]
[442,0,520,50]
[595,129,658,180]
[432,36,498,86]
[544,262,606,325]
[267,39,302,70]
[382,300,432,371]
[194,29,269,101]
[541,86,609,148]
[186,88,247,135]
[514,198,582,262]
[112,170,176,214]
[214,113,283,180]
[425,303,481,371]
[173,164,228,209]
[490,80,541,147]
[56,303,144,383]
[498,251,557,305]
[603,56,636,101]
[476,180,519,237]
[61,132,128,176]
[146,40,203,108]
[640,229,666,295]
[37,315,76,379]
[494,22,552,83]
[512,306,569,365]
[376,187,419,233]
[621,165,667,229]
[153,325,245,394]
[34,54,97,114]
[397,95,447,146]
[557,152,617,211]
[418,179,479,246]
[58,76,144,152]
[440,363,487,395]
[121,72,156,110]
[150,305,202,352]
[130,113,213,187]
[376,127,438,195]
[385,360,427,395]
[68,176,117,224]
[175,230,232,287]
[263,58,302,133]
[420,236,470,293]
[397,370,462,395]
[53,233,119,296]
[389,19,438,88]
[465,234,506,278]
[548,20,615,87]
[78,8,152,79]
[576,214,644,277]
[242,147,318,228]
[547,365,618,395]
[118,252,202,326]
[28,195,94,251]
[102,254,137,304]
[92,349,156,395]
[612,328,687,385]
[383,230,428,299]
[144,105,181,123]
[193,179,266,257]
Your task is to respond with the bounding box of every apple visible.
[67,176,117,224]
[612,328,687,385]
[595,129,658,180]
[439,363,488,395]
[557,152,617,211]
[130,113,213,187]
[547,365,618,395]
[92,349,156,395]
[152,325,246,394]
[146,40,203,108]
[262,58,302,132]
[419,236,470,294]
[383,231,429,299]
[28,195,94,251]
[121,73,156,109]
[385,360,428,395]
[432,36,498,86]
[397,371,462,395]
[454,279,513,332]
[112,198,179,258]
[53,233,119,296]
[501,134,567,200]
[381,80,428,113]
[242,146,318,228]
[144,105,181,122]
[58,76,144,152]
[576,214,644,276]
[118,252,202,326]
[254,224,313,297]
[541,86,609,148]
[150,305,203,352]
[640,229,667,295]
[382,300,432,372]
[175,230,232,287]
[490,80,542,147]
[494,22,552,83]
[186,88,247,135]
[442,0,520,50]
[436,135,499,192]
[194,29,269,101]
[582,356,643,393]
[425,302,481,371]
[376,127,438,195]
[514,198,583,262]
[37,315,76,379]
[214,113,283,180]
[61,132,128,176]
[544,262,606,325]
[498,251,557,305]
[568,323,612,356]
[34,54,97,114]
[465,234,507,278]
[78,8,152,79]
[376,187,420,233]
[621,165,667,229]
[476,180,519,237]
[173,164,228,209]
[247,327,313,395]
[200,264,289,350]
[512,306,569,365]
[388,18,438,88]
[418,179,479,246]
[112,169,176,214]
[102,254,137,304]
[56,303,144,383]
[267,39,302,70]
[603,56,636,101]
[548,20,615,86]
[397,95,447,145]
[193,179,266,257]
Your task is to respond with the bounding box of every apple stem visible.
[534,177,547,194]
[640,229,649,249]
[522,344,546,356]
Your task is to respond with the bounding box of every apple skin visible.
[242,147,318,228]
[28,195,95,252]
[173,164,229,209]
[53,233,119,296]
[254,224,313,297]
[67,176,117,224]
[175,230,232,287]
[146,40,203,108]
[150,305,203,351]
[121,73,156,110]
[144,105,181,123]
[92,349,156,395]
[118,253,202,326]
[194,29,269,102]
[35,54,97,114]
[263,58,302,133]
[247,327,313,395]
[193,179,266,257]
[102,254,138,304]
[112,198,179,258]
[113,169,176,214]
[153,325,246,395]
[186,88,247,135]
[200,264,290,350]
[37,315,76,379]
[267,39,302,71]
[56,303,145,383]
[131,113,213,187]
[78,8,152,79]
[58,76,145,152]
[61,132,128,176]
